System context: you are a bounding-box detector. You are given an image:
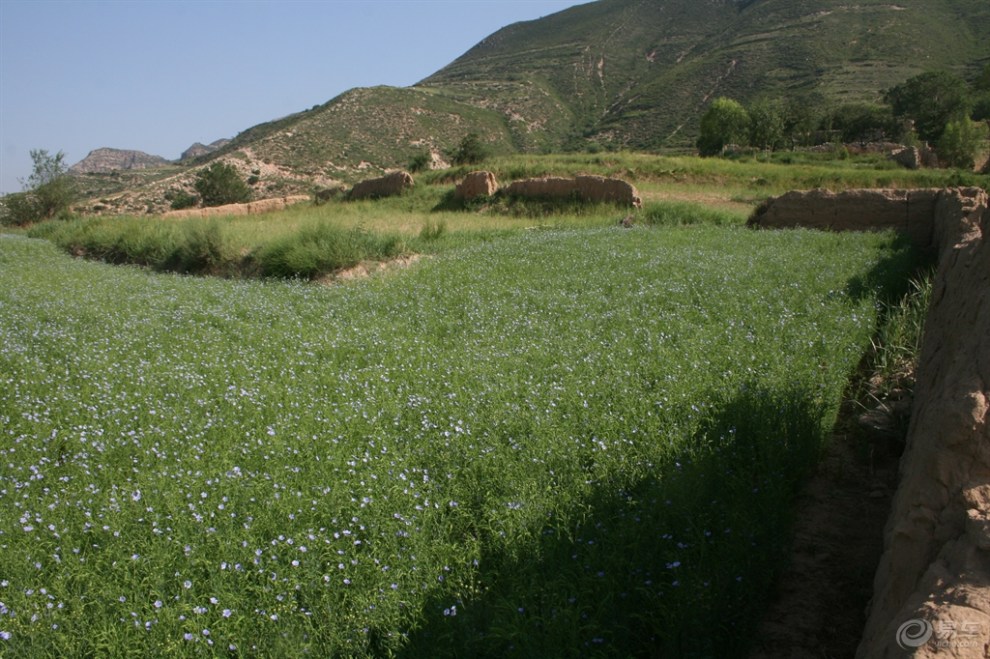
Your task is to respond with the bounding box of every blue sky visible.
[0,0,588,194]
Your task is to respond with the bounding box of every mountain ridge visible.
[71,0,990,213]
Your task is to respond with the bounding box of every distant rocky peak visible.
[180,139,231,162]
[69,147,170,174]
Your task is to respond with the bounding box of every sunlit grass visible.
[0,223,916,656]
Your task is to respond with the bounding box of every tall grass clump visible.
[30,216,407,280]
[640,200,746,226]
[862,270,934,400]
[256,221,404,279]
[0,226,914,657]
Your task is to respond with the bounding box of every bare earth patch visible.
[748,420,899,659]
[319,254,424,285]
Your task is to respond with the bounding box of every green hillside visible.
[249,0,989,171]
[423,0,990,150]
[72,0,990,209]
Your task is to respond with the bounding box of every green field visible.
[0,197,916,656]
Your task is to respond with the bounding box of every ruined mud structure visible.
[504,175,642,207]
[349,171,414,200]
[752,187,990,657]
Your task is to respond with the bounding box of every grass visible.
[857,270,935,404]
[33,152,984,281]
[28,215,410,280]
[0,217,917,656]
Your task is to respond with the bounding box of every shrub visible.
[451,132,489,165]
[194,162,251,207]
[167,220,237,275]
[408,151,432,173]
[166,189,199,210]
[1,149,76,226]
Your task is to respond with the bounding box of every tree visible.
[0,149,75,226]
[696,98,751,156]
[975,64,990,92]
[885,71,971,143]
[937,118,987,169]
[781,96,823,148]
[748,98,785,152]
[824,103,900,143]
[194,162,251,207]
[451,132,488,166]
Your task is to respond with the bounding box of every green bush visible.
[408,151,432,173]
[166,189,199,210]
[194,162,251,207]
[451,132,489,165]
[697,98,751,156]
[1,150,76,226]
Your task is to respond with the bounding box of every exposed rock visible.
[180,139,231,161]
[503,175,641,207]
[162,195,310,219]
[454,171,499,200]
[69,148,170,174]
[349,171,414,200]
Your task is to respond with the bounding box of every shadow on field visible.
[395,238,920,658]
[398,385,832,659]
[844,232,925,303]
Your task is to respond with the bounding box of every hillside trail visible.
[747,414,901,658]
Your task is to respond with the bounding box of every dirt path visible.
[748,415,900,658]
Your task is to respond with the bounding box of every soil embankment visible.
[750,187,990,657]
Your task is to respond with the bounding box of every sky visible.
[0,0,588,195]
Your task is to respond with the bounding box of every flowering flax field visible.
[0,226,912,657]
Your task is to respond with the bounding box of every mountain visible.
[180,139,232,162]
[201,0,988,177]
[81,0,990,212]
[422,0,990,150]
[69,147,171,174]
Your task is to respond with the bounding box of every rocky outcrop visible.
[162,195,309,219]
[503,175,642,207]
[455,171,499,200]
[180,139,231,161]
[349,171,414,200]
[856,188,990,658]
[69,148,170,174]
